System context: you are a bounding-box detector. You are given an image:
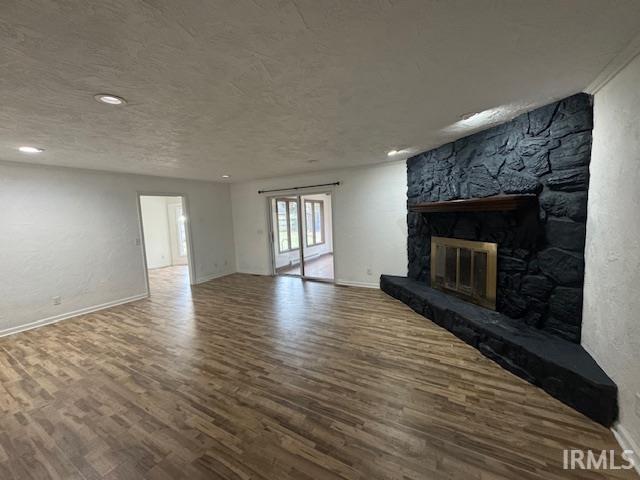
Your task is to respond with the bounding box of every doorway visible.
[270,192,334,282]
[139,194,193,292]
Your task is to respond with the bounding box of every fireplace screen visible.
[431,236,497,309]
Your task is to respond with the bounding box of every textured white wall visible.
[231,161,407,287]
[140,196,172,269]
[0,161,236,335]
[583,54,640,454]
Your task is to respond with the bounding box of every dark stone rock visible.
[516,137,559,156]
[545,218,586,251]
[523,151,551,176]
[468,166,501,198]
[484,156,505,177]
[521,275,554,300]
[500,290,529,317]
[561,93,592,115]
[546,167,589,192]
[550,109,592,138]
[406,94,592,344]
[549,131,591,170]
[380,275,617,427]
[434,143,454,161]
[550,95,593,138]
[550,287,583,326]
[504,151,525,171]
[528,102,558,135]
[549,150,590,170]
[538,248,584,285]
[546,317,580,343]
[539,191,588,221]
[499,256,527,272]
[498,171,541,194]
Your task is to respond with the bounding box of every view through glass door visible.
[270,192,334,282]
[301,193,333,281]
[272,196,301,276]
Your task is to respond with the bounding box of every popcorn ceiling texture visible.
[1,1,640,181]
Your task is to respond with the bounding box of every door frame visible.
[265,187,336,283]
[136,192,196,294]
[166,200,189,266]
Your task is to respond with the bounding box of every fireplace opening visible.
[431,236,497,309]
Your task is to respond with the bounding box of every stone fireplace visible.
[407,93,593,344]
[380,93,618,427]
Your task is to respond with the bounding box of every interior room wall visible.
[583,54,640,456]
[140,196,172,269]
[0,161,236,336]
[231,161,407,287]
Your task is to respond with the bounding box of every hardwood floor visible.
[0,266,634,479]
[280,253,334,280]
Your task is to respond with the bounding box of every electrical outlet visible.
[52,296,62,306]
[135,238,141,246]
[366,268,372,276]
[635,393,640,418]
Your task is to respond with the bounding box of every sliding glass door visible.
[272,197,301,276]
[301,193,334,281]
[270,193,334,282]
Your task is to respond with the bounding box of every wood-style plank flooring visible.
[281,253,334,280]
[0,266,634,480]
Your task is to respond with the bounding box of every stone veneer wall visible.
[407,93,592,343]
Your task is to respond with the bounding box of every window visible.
[276,198,299,253]
[305,200,324,247]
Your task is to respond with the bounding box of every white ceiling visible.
[2,0,640,182]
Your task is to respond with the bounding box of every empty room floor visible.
[0,268,632,480]
[280,253,334,279]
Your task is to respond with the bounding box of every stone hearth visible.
[383,93,619,426]
[380,275,617,426]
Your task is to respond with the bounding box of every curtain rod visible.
[258,181,340,194]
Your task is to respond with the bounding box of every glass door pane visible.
[272,197,301,276]
[300,193,334,281]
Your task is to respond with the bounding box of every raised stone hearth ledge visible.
[380,275,617,426]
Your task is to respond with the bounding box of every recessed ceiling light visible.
[18,146,44,154]
[221,174,230,178]
[94,94,126,105]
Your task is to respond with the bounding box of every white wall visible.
[0,161,236,336]
[583,54,640,455]
[140,196,172,269]
[231,161,407,287]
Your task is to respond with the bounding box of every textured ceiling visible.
[1,0,640,182]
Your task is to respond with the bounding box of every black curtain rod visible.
[258,182,340,194]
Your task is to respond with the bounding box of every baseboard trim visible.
[612,423,640,475]
[335,280,379,289]
[236,270,271,276]
[0,293,149,339]
[194,271,234,284]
